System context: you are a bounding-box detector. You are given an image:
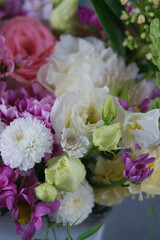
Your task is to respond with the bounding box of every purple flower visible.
[121,152,155,183]
[0,84,63,158]
[78,6,102,30]
[0,11,5,19]
[1,0,26,18]
[139,98,152,113]
[119,99,135,112]
[11,171,60,240]
[0,35,15,78]
[15,54,33,68]
[125,3,133,13]
[0,58,15,78]
[0,163,18,210]
[22,0,53,20]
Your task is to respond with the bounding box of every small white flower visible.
[0,117,53,171]
[49,180,95,225]
[146,53,152,60]
[61,128,90,158]
[153,0,160,5]
[121,0,128,5]
[121,11,128,20]
[137,15,145,24]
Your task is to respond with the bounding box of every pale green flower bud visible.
[50,0,63,7]
[49,0,79,33]
[102,96,117,125]
[45,155,86,192]
[93,123,122,151]
[35,183,58,202]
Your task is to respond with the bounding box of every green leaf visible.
[148,97,160,111]
[150,18,160,69]
[90,0,125,57]
[103,0,123,18]
[156,72,160,89]
[76,223,104,240]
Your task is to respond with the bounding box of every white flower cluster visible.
[38,34,139,97]
[50,180,95,225]
[0,117,53,171]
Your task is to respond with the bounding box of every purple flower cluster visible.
[0,163,18,210]
[0,83,56,128]
[10,170,60,240]
[0,35,14,78]
[121,152,155,183]
[78,6,102,31]
[0,83,63,159]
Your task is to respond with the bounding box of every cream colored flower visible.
[88,155,130,206]
[121,11,128,20]
[153,0,160,5]
[137,15,145,24]
[121,0,128,4]
[146,53,152,60]
[50,87,108,141]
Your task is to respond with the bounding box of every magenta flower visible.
[139,98,152,113]
[0,163,18,210]
[15,54,33,68]
[121,152,155,183]
[0,35,15,78]
[0,58,15,78]
[78,6,102,30]
[0,84,63,158]
[0,0,26,18]
[11,170,60,240]
[119,99,135,112]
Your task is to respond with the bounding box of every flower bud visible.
[102,96,117,125]
[35,183,58,202]
[93,123,122,151]
[49,0,79,33]
[45,155,86,192]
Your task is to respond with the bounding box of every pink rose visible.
[0,16,56,83]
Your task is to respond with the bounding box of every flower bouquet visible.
[1,0,160,239]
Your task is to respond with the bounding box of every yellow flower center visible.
[131,122,143,131]
[121,0,127,4]
[17,203,32,224]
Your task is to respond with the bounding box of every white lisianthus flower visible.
[50,87,108,141]
[114,101,160,149]
[0,117,53,171]
[38,35,138,96]
[49,180,94,225]
[61,128,90,158]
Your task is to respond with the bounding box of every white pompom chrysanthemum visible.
[49,180,95,225]
[61,128,90,158]
[0,117,53,171]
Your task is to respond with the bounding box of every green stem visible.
[32,223,59,240]
[139,0,144,11]
[91,178,128,190]
[67,223,74,240]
